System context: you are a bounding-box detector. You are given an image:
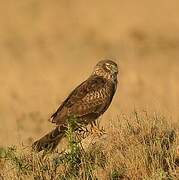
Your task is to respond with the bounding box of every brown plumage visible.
[32,59,118,152]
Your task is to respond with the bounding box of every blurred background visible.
[0,0,179,146]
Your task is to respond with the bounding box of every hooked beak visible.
[112,65,118,74]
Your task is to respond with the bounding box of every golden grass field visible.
[0,0,179,179]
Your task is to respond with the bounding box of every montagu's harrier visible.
[32,59,118,152]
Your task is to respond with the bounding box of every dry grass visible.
[0,112,178,179]
[0,0,179,179]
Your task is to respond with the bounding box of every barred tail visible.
[32,126,65,152]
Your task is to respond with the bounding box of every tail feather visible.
[32,127,65,152]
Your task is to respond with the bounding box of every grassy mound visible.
[0,111,178,179]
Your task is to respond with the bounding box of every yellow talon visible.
[90,121,105,136]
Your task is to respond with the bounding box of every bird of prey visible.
[32,59,118,152]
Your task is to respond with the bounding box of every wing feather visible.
[50,75,116,125]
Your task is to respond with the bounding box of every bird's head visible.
[93,59,118,80]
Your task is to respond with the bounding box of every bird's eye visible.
[105,63,113,71]
[105,63,118,73]
[105,63,111,69]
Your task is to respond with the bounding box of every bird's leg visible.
[90,121,105,136]
[76,124,90,139]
